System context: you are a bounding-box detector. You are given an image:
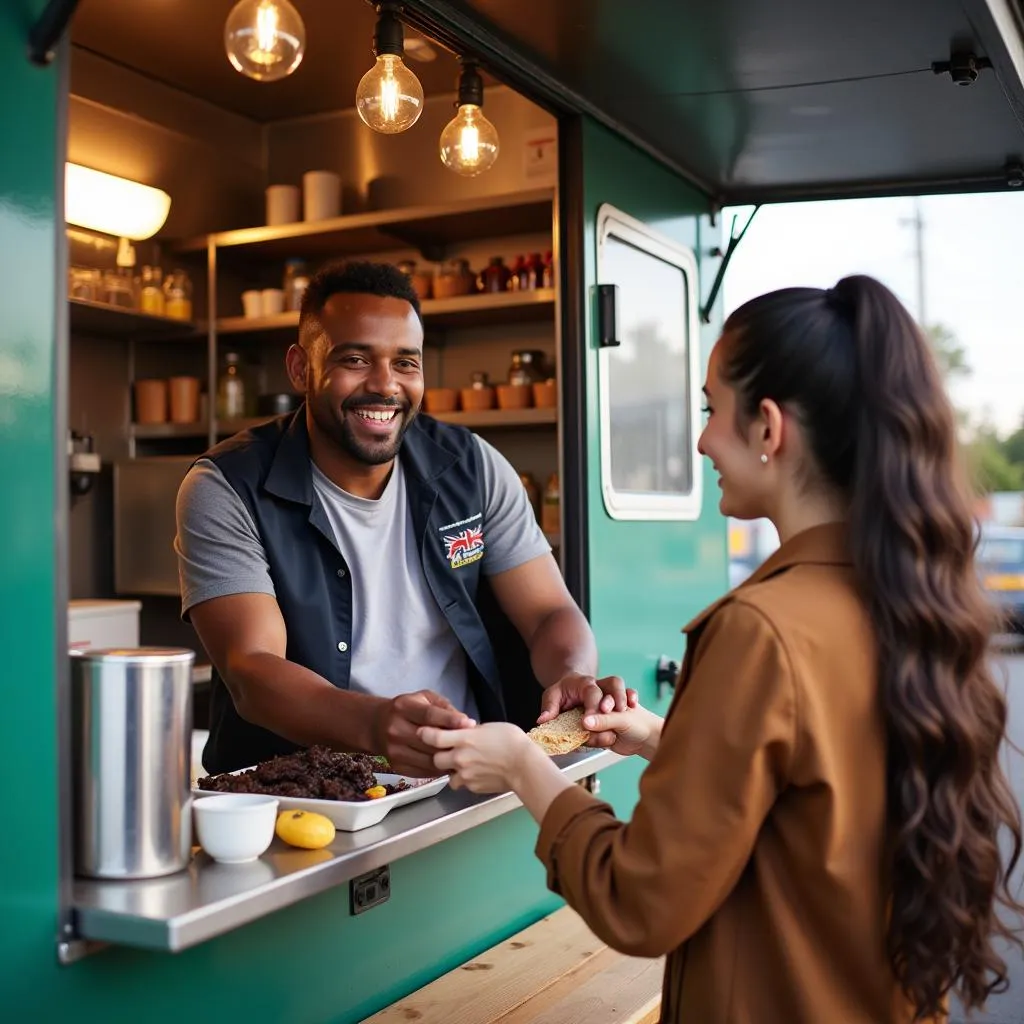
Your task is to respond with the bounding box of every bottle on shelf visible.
[138,265,164,315]
[163,269,193,320]
[283,258,310,312]
[217,352,246,420]
[542,472,560,535]
[518,471,540,519]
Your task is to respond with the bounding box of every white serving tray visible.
[192,770,448,832]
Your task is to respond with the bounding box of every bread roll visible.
[527,707,590,755]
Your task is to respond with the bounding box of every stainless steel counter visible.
[70,748,619,955]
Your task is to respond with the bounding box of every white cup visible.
[265,184,300,226]
[303,170,341,221]
[241,290,263,318]
[193,794,278,865]
[261,288,285,316]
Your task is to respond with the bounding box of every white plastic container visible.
[265,184,300,225]
[302,170,341,221]
[68,599,141,653]
[193,771,447,831]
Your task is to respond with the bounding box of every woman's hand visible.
[582,704,664,760]
[419,722,542,794]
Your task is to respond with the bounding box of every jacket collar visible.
[682,521,851,634]
[263,406,459,505]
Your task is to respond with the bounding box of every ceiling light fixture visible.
[355,2,424,134]
[65,163,171,241]
[225,0,306,82]
[439,60,499,177]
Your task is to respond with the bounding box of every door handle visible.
[656,655,680,700]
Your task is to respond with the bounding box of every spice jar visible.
[163,269,193,321]
[434,258,474,299]
[460,370,495,412]
[138,266,165,315]
[542,473,560,535]
[103,269,135,309]
[508,350,547,386]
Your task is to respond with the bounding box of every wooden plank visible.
[364,909,604,1024]
[496,946,663,1024]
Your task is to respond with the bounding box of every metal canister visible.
[72,647,195,879]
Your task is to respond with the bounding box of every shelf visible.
[214,289,557,338]
[130,422,207,440]
[431,407,557,429]
[70,299,199,340]
[174,188,554,261]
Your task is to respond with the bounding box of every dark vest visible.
[196,408,539,773]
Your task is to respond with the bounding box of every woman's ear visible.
[758,398,785,459]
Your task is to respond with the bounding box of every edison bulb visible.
[225,0,305,82]
[440,105,500,176]
[355,55,424,134]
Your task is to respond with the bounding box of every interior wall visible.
[265,85,557,214]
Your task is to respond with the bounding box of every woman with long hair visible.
[421,275,1023,1022]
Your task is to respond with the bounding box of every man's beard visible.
[310,394,418,466]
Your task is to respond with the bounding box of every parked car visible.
[976,524,1024,632]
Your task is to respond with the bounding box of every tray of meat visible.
[193,746,448,831]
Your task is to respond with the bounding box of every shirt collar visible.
[682,522,851,634]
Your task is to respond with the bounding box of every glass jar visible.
[434,257,475,299]
[103,269,135,309]
[138,266,165,315]
[163,269,193,321]
[508,350,547,386]
[217,352,246,420]
[283,259,310,312]
[69,266,102,302]
[519,471,540,519]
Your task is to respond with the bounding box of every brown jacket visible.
[537,523,922,1023]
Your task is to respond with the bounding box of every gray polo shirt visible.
[174,435,550,717]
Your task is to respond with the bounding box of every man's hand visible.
[537,672,638,748]
[372,690,475,777]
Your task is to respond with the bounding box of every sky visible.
[721,192,1024,438]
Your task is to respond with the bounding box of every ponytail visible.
[722,275,1023,1018]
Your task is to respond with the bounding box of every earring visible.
[760,454,768,465]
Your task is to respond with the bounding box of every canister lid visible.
[74,647,195,664]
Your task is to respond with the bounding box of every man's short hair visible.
[298,260,422,349]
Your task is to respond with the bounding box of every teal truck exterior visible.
[0,11,726,1020]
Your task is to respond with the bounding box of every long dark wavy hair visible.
[721,274,1022,1019]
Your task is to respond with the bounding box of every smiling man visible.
[175,261,630,776]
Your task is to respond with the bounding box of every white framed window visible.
[597,204,703,520]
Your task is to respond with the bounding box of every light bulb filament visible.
[249,1,282,66]
[460,123,480,163]
[380,57,400,122]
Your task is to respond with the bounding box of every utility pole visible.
[901,197,926,326]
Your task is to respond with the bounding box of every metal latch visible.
[656,655,680,700]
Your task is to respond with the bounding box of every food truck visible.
[3,0,1023,1019]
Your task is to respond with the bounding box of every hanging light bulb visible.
[355,3,424,134]
[440,60,499,176]
[225,0,306,82]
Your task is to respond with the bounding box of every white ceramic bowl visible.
[193,793,279,864]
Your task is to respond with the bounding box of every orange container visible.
[169,376,201,423]
[423,387,458,413]
[532,379,557,408]
[460,386,495,412]
[134,378,168,424]
[496,383,532,410]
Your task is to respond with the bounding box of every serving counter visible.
[68,748,619,959]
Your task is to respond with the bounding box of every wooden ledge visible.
[364,906,662,1024]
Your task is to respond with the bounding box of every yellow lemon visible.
[365,785,388,800]
[275,809,336,850]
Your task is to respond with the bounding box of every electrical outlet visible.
[350,865,390,915]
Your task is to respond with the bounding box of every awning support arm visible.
[700,205,761,325]
[27,0,81,67]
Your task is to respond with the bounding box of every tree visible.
[964,431,1024,494]
[925,323,971,382]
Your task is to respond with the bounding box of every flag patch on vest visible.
[443,525,485,568]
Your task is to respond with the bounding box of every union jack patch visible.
[443,525,485,569]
